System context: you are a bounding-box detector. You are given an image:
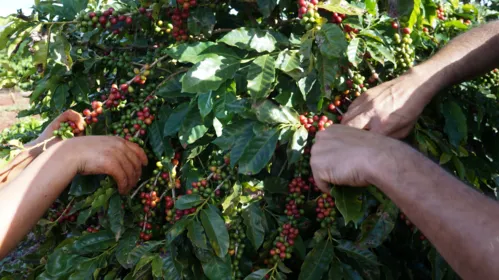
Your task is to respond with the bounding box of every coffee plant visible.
[1,0,498,279]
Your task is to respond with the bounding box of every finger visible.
[124,140,148,166]
[121,145,144,183]
[389,126,413,139]
[113,151,139,194]
[341,112,371,130]
[103,157,130,195]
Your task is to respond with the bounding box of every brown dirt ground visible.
[0,89,32,131]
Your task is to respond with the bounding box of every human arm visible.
[0,136,148,259]
[0,110,86,186]
[310,125,499,280]
[342,21,499,138]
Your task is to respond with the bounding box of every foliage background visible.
[0,0,498,279]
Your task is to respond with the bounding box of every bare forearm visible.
[0,142,76,259]
[413,21,499,94]
[374,146,499,279]
[0,144,45,186]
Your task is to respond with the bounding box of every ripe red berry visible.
[126,17,133,25]
[110,17,118,25]
[99,16,107,24]
[402,27,411,34]
[120,83,129,92]
[83,109,91,116]
[391,21,398,29]
[139,7,146,14]
[89,12,96,18]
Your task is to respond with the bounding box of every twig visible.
[131,178,152,199]
[22,136,57,153]
[214,175,232,192]
[142,213,148,232]
[212,28,233,34]
[336,107,344,116]
[207,164,226,181]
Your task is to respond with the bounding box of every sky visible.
[0,0,33,17]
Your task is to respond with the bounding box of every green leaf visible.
[201,253,232,280]
[181,55,240,93]
[263,177,288,194]
[365,0,378,15]
[318,24,348,59]
[179,102,209,146]
[52,84,69,111]
[156,75,194,98]
[49,32,73,70]
[316,54,338,99]
[335,240,379,268]
[164,103,190,136]
[366,41,396,66]
[428,247,451,280]
[287,126,308,165]
[0,18,30,50]
[238,128,280,175]
[176,194,204,210]
[441,101,467,147]
[165,218,193,246]
[219,28,277,53]
[162,252,183,280]
[198,92,213,118]
[244,269,270,280]
[318,1,365,15]
[408,0,421,29]
[108,194,125,241]
[257,0,279,18]
[276,50,302,74]
[70,76,90,103]
[188,220,209,249]
[69,175,100,197]
[213,81,237,120]
[151,255,163,278]
[148,121,168,158]
[242,203,266,250]
[62,0,89,19]
[347,38,366,67]
[68,253,107,280]
[126,241,165,267]
[294,235,306,260]
[356,201,398,248]
[116,229,140,269]
[188,7,216,37]
[330,187,364,226]
[329,259,362,280]
[247,54,276,100]
[133,254,155,276]
[298,239,334,280]
[200,204,230,258]
[298,72,318,100]
[254,100,300,125]
[46,249,85,278]
[222,182,242,214]
[225,121,256,164]
[70,230,115,255]
[166,42,216,64]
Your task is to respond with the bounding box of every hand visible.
[60,136,148,194]
[310,125,404,193]
[29,110,86,150]
[341,71,434,139]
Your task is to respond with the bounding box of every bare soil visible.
[0,89,32,131]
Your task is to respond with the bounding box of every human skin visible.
[0,110,86,186]
[341,20,499,138]
[0,136,148,259]
[311,125,499,280]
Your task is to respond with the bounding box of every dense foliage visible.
[0,0,498,279]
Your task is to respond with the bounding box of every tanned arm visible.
[0,136,148,259]
[311,125,499,280]
[341,21,499,138]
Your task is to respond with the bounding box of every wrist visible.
[48,139,80,177]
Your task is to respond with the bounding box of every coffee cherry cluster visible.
[346,71,367,92]
[154,159,181,189]
[267,223,299,263]
[53,121,77,139]
[437,6,446,20]
[294,147,311,177]
[343,24,359,36]
[299,114,333,133]
[86,226,100,233]
[102,51,133,69]
[479,68,499,88]
[169,0,198,42]
[229,222,246,279]
[331,12,347,24]
[140,191,161,213]
[76,7,134,34]
[83,101,104,124]
[164,196,175,223]
[315,193,336,228]
[393,32,414,70]
[132,66,151,85]
[298,0,320,30]
[111,98,159,144]
[47,203,77,223]
[173,205,197,222]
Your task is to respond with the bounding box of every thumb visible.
[313,173,331,194]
